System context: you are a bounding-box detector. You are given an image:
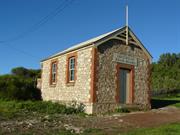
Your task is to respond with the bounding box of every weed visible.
[115,107,130,113]
[0,99,85,118]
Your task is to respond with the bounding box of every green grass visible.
[0,129,75,135]
[1,124,180,135]
[153,93,180,100]
[9,129,105,135]
[52,128,105,135]
[81,129,105,135]
[0,99,85,118]
[152,94,180,108]
[41,123,180,135]
[173,102,180,107]
[121,123,180,135]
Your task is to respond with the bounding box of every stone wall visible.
[41,39,151,114]
[94,39,151,113]
[41,47,93,114]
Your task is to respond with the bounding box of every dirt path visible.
[71,107,180,134]
[107,107,180,133]
[1,107,180,135]
[121,108,180,128]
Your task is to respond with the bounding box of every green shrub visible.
[115,106,141,113]
[11,67,41,79]
[152,53,180,91]
[115,107,130,113]
[0,100,85,116]
[70,101,85,113]
[0,75,41,100]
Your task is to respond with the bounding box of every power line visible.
[0,0,75,43]
[0,0,75,60]
[1,43,40,60]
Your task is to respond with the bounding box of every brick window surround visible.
[49,60,58,86]
[66,52,77,85]
[89,47,97,103]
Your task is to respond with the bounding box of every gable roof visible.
[41,26,152,62]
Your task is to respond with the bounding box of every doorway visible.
[119,68,131,104]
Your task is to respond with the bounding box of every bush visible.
[152,89,180,97]
[70,101,85,113]
[11,67,41,78]
[0,75,41,100]
[115,107,130,113]
[0,67,41,101]
[115,106,140,113]
[0,100,85,117]
[152,53,180,91]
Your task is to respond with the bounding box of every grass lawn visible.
[121,123,180,135]
[0,123,180,135]
[12,123,179,135]
[151,94,180,109]
[0,99,85,119]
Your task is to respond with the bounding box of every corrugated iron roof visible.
[41,26,152,62]
[41,27,123,61]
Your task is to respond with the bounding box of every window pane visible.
[52,63,57,73]
[71,61,75,69]
[52,73,56,82]
[70,63,73,69]
[71,70,74,80]
[69,57,75,69]
[51,62,57,84]
[68,57,75,82]
[71,58,75,64]
[70,70,74,81]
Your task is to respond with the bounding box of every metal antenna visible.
[126,5,128,45]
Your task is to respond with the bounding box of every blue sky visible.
[0,0,179,74]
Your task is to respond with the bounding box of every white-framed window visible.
[69,57,75,82]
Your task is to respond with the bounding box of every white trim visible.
[113,37,138,45]
[95,30,126,47]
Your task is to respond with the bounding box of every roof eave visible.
[40,43,94,62]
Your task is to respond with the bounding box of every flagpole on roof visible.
[126,5,128,45]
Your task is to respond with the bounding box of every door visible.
[119,68,130,104]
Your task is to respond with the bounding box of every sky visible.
[0,0,179,74]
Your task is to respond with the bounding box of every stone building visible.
[39,26,152,114]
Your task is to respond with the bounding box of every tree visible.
[152,53,180,91]
[11,67,41,78]
[0,67,41,100]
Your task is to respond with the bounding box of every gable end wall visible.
[93,39,151,113]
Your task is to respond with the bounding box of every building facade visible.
[40,26,152,114]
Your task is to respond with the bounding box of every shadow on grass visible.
[151,99,180,109]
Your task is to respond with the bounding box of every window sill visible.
[50,84,57,87]
[66,82,75,86]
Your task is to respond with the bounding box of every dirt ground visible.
[75,106,180,134]
[0,106,180,135]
